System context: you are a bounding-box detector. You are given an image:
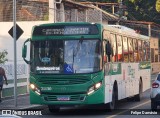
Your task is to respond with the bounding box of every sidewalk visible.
[0,94,46,110]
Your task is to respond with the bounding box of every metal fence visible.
[55,7,102,23]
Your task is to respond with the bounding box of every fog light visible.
[35,88,41,95]
[87,86,95,95]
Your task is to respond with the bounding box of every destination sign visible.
[33,25,98,36]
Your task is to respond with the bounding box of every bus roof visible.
[103,24,149,41]
[31,22,149,41]
[33,22,96,27]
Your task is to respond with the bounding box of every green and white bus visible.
[22,22,151,112]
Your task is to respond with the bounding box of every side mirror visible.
[22,45,27,58]
[22,38,30,64]
[106,42,112,62]
[106,43,111,55]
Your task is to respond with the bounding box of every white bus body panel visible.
[104,62,150,104]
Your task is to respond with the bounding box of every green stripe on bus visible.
[110,63,121,75]
[139,62,151,69]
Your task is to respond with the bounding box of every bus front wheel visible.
[48,105,60,113]
[106,86,117,111]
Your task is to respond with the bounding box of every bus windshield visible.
[30,39,101,74]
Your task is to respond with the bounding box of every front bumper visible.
[30,84,104,105]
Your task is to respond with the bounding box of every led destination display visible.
[33,25,99,36]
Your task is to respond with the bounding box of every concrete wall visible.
[0,21,52,98]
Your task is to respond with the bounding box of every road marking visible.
[107,100,151,118]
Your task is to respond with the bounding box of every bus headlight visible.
[30,84,35,90]
[87,82,102,95]
[95,82,102,89]
[30,84,41,95]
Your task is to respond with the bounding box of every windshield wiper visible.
[72,36,84,73]
[73,36,84,57]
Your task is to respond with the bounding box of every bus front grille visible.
[43,94,86,101]
[37,77,90,85]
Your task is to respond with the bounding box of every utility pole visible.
[148,24,151,37]
[13,0,17,107]
[49,0,55,22]
[117,0,124,25]
[119,0,123,18]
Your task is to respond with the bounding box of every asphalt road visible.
[25,90,158,118]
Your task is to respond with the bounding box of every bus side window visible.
[117,35,123,62]
[142,41,147,61]
[128,38,134,62]
[111,34,117,62]
[123,37,128,62]
[146,41,150,61]
[133,39,138,62]
[138,40,142,61]
[103,30,112,62]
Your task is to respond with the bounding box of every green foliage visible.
[0,50,8,64]
[156,0,160,12]
[76,0,118,2]
[43,14,49,21]
[81,0,160,24]
[125,0,160,24]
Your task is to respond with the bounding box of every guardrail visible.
[0,62,29,98]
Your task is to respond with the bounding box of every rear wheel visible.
[134,80,142,101]
[151,100,157,111]
[48,105,60,113]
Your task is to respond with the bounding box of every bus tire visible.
[134,79,142,101]
[48,105,60,113]
[106,84,117,111]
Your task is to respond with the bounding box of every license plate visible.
[57,96,70,101]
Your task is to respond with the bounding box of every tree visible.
[76,0,118,2]
[127,0,160,24]
[156,0,160,12]
[76,0,160,24]
[0,50,8,64]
